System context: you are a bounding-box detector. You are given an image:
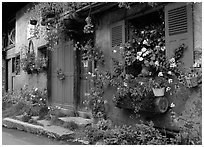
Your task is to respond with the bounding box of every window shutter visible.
[111,20,125,48]
[165,3,194,67]
[110,20,125,62]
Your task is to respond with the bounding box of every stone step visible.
[58,117,93,127]
[3,117,74,140]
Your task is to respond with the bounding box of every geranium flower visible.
[139,57,143,61]
[170,103,175,108]
[168,79,173,83]
[169,57,175,63]
[161,46,165,51]
[155,61,159,66]
[158,72,163,76]
[170,63,176,68]
[166,87,171,92]
[137,51,142,56]
[124,82,128,87]
[168,71,172,75]
[143,40,149,45]
[141,47,147,52]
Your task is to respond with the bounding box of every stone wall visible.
[7,3,47,91]
[94,3,202,131]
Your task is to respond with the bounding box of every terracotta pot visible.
[185,76,198,88]
[152,87,165,97]
[154,97,169,113]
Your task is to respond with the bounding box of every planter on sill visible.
[185,76,198,88]
[152,87,165,97]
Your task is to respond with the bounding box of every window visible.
[7,20,16,48]
[38,46,48,58]
[12,54,20,75]
[125,10,164,77]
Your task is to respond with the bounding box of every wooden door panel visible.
[50,41,74,108]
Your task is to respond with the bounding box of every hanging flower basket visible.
[152,87,165,97]
[185,76,198,88]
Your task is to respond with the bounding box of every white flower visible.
[142,52,147,57]
[124,82,128,87]
[161,46,165,51]
[169,58,175,63]
[170,103,175,108]
[35,88,38,91]
[155,61,159,66]
[158,72,163,76]
[113,49,117,53]
[168,79,173,83]
[120,46,124,50]
[166,87,171,92]
[91,73,96,77]
[170,63,176,68]
[141,47,147,52]
[136,56,140,60]
[143,40,148,45]
[139,57,143,61]
[137,51,142,56]
[168,71,172,75]
[88,72,92,75]
[155,46,160,50]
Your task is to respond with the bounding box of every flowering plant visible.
[185,67,199,78]
[84,16,94,34]
[21,51,48,74]
[80,41,105,66]
[149,76,168,89]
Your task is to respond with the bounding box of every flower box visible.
[152,87,165,97]
[185,76,198,88]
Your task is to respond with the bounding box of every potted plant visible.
[185,67,199,88]
[150,75,167,97]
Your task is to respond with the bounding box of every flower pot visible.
[154,97,169,113]
[152,87,165,97]
[185,76,198,88]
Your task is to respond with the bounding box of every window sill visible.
[5,44,15,50]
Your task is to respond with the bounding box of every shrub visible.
[84,120,182,145]
[2,86,48,117]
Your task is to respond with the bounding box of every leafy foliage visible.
[85,119,181,145]
[21,45,48,74]
[2,85,48,118]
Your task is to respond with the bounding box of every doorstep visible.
[58,117,93,127]
[2,117,74,141]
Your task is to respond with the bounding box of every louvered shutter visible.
[110,20,125,61]
[165,3,194,67]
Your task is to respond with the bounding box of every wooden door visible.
[50,41,74,109]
